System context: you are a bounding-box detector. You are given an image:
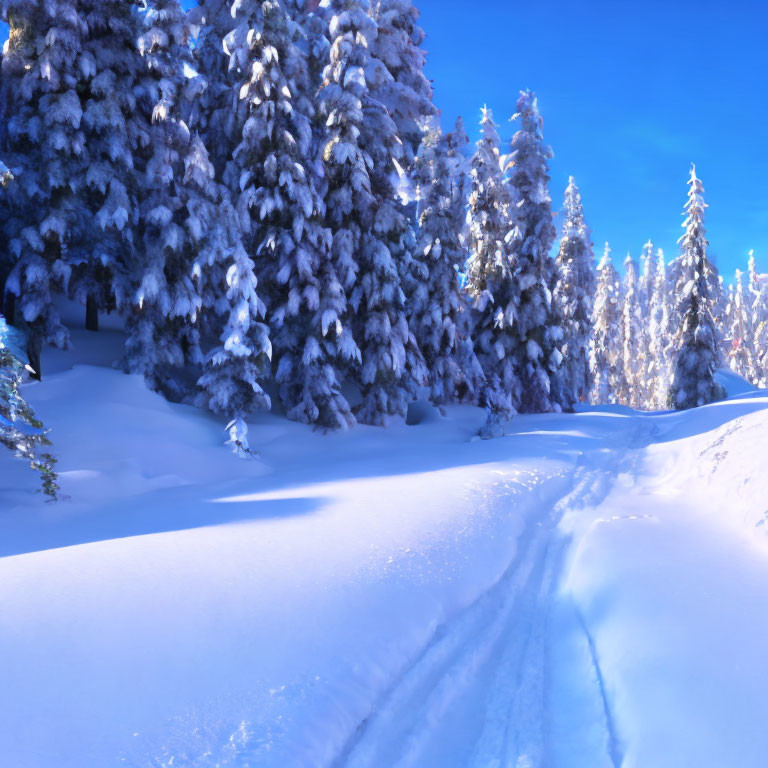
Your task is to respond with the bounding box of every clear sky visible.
[416,0,768,280]
[2,1,767,280]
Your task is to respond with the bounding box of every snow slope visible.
[2,335,768,767]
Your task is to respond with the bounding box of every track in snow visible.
[333,424,648,768]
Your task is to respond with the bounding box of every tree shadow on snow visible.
[0,492,322,558]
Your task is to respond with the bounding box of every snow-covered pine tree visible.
[724,279,735,340]
[553,176,595,406]
[504,90,562,413]
[187,0,245,180]
[590,242,624,404]
[0,0,85,351]
[726,268,757,383]
[70,0,156,330]
[231,0,355,428]
[123,0,231,397]
[319,0,425,426]
[620,252,643,407]
[410,115,483,406]
[465,106,517,437]
[711,268,728,365]
[635,238,657,406]
[196,210,272,456]
[0,314,58,497]
[190,0,318,185]
[648,247,671,409]
[747,249,768,386]
[668,166,725,410]
[369,0,435,171]
[638,239,654,306]
[301,1,332,89]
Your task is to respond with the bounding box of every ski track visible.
[575,608,624,768]
[334,417,653,768]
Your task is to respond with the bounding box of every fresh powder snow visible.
[2,326,768,767]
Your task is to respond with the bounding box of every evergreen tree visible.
[71,0,154,328]
[726,268,757,383]
[504,90,562,413]
[638,239,656,317]
[233,0,354,428]
[648,247,671,409]
[187,0,246,180]
[302,1,332,89]
[465,106,517,437]
[590,242,624,404]
[319,0,425,426]
[410,116,483,405]
[123,0,210,396]
[369,0,435,170]
[0,315,58,497]
[1,0,85,350]
[668,166,725,409]
[553,175,595,406]
[196,217,272,456]
[667,251,726,366]
[635,238,657,406]
[620,253,643,407]
[747,249,768,386]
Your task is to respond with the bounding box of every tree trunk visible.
[2,290,16,324]
[26,332,42,381]
[85,295,99,332]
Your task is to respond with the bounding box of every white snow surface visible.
[2,337,768,767]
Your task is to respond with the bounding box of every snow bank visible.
[0,335,585,767]
[715,366,758,397]
[562,390,768,768]
[4,331,768,767]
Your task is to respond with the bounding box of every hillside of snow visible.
[2,336,768,767]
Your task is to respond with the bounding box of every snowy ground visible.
[2,336,768,768]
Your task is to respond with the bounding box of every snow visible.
[715,365,756,397]
[2,331,768,767]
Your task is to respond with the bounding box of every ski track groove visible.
[332,415,654,768]
[576,608,624,768]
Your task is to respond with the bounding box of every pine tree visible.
[233,0,355,428]
[369,0,435,170]
[620,253,644,407]
[648,247,671,409]
[196,218,272,456]
[187,0,246,180]
[553,176,595,406]
[0,315,58,497]
[727,268,757,383]
[504,90,562,413]
[69,0,154,328]
[668,166,725,410]
[410,116,483,406]
[123,0,210,397]
[302,1,332,89]
[747,249,768,386]
[638,239,656,316]
[635,238,657,406]
[465,106,517,437]
[319,0,425,426]
[0,0,85,350]
[590,242,624,404]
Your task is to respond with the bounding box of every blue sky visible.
[416,0,768,280]
[3,1,767,280]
